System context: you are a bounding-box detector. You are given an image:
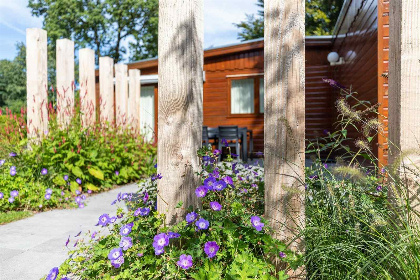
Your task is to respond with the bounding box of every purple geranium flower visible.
[98,213,110,227]
[75,197,82,204]
[87,190,92,194]
[46,188,53,195]
[78,203,85,208]
[223,176,233,185]
[195,186,208,198]
[0,159,5,166]
[177,254,193,269]
[120,224,132,236]
[154,247,165,255]
[76,178,82,185]
[63,175,69,181]
[279,251,287,258]
[186,212,198,223]
[10,190,18,197]
[75,190,81,195]
[213,180,227,191]
[119,236,133,251]
[10,168,16,176]
[213,149,221,156]
[139,207,150,216]
[376,185,383,191]
[45,194,51,200]
[153,233,169,250]
[46,267,59,280]
[204,241,219,258]
[204,177,216,191]
[110,216,117,223]
[91,231,97,239]
[108,247,123,260]
[8,197,14,203]
[111,256,124,268]
[168,232,181,239]
[250,216,264,231]
[9,152,16,157]
[221,138,228,147]
[143,191,149,203]
[196,218,209,230]
[121,193,128,200]
[133,208,141,216]
[0,192,3,199]
[41,168,48,175]
[209,201,222,211]
[115,170,119,176]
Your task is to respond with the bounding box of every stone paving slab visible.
[0,183,139,280]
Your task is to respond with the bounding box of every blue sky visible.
[0,0,260,61]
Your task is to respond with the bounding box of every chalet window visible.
[140,85,155,141]
[230,78,255,114]
[259,78,264,113]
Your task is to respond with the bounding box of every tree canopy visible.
[235,0,345,41]
[28,0,158,63]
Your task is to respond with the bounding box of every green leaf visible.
[53,175,66,186]
[86,183,100,191]
[88,168,104,180]
[70,181,79,194]
[341,129,347,138]
[175,201,183,208]
[72,166,84,178]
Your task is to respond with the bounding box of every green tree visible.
[235,0,345,40]
[0,43,26,111]
[28,0,158,63]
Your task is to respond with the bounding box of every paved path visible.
[0,183,139,280]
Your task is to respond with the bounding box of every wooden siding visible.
[332,0,379,159]
[378,0,389,166]
[95,38,334,155]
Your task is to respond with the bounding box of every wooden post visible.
[157,0,203,224]
[264,0,305,254]
[99,57,114,125]
[115,64,128,128]
[56,39,75,128]
[388,1,420,209]
[79,48,96,127]
[26,28,48,140]
[128,69,140,132]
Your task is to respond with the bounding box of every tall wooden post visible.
[26,28,48,140]
[128,69,141,131]
[389,1,420,209]
[79,48,96,127]
[157,0,203,224]
[264,0,305,253]
[56,39,75,128]
[115,64,128,127]
[99,57,114,124]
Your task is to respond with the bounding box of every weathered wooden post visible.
[56,39,75,127]
[115,64,128,128]
[99,57,114,124]
[388,1,420,210]
[157,0,203,224]
[26,28,48,140]
[79,48,96,127]
[128,69,140,131]
[264,0,305,255]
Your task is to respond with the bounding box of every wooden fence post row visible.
[26,28,134,139]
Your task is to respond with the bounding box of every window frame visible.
[227,75,264,118]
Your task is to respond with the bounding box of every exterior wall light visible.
[327,52,345,66]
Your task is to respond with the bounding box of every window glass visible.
[140,86,155,141]
[231,79,254,114]
[259,78,264,113]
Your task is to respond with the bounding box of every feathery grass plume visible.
[355,139,371,151]
[362,118,382,137]
[336,98,362,122]
[332,165,366,181]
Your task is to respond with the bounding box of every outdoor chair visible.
[202,126,209,146]
[218,126,240,161]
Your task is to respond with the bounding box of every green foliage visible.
[0,210,33,225]
[234,0,345,41]
[28,0,158,63]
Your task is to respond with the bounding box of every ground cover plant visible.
[0,102,156,215]
[51,148,302,280]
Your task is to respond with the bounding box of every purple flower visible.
[10,190,18,197]
[119,236,133,251]
[250,216,264,231]
[213,149,221,156]
[75,197,82,204]
[134,208,141,216]
[111,255,124,268]
[110,216,117,223]
[115,170,119,176]
[209,201,222,211]
[9,152,16,157]
[153,233,169,250]
[324,164,328,169]
[45,188,53,195]
[256,151,264,156]
[279,251,287,258]
[151,173,162,181]
[376,185,383,191]
[76,178,82,185]
[195,186,208,198]
[45,194,51,200]
[81,194,86,200]
[87,190,92,194]
[10,168,16,176]
[139,207,150,216]
[322,78,346,90]
[41,168,48,175]
[60,277,70,280]
[108,247,123,260]
[323,129,330,135]
[223,176,233,185]
[154,247,165,255]
[78,203,84,208]
[168,232,181,239]
[8,197,14,203]
[46,267,59,280]
[65,235,70,247]
[213,180,227,191]
[98,214,110,227]
[177,254,193,269]
[143,191,149,203]
[204,241,219,258]
[91,231,97,239]
[196,218,209,230]
[0,192,3,199]
[202,156,211,162]
[121,193,128,200]
[204,177,216,191]
[221,138,228,147]
[186,212,198,223]
[75,190,81,195]
[120,224,132,236]
[137,252,144,257]
[111,199,118,205]
[0,159,5,166]
[240,188,248,194]
[63,175,69,181]
[74,231,82,237]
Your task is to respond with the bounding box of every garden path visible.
[0,183,139,280]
